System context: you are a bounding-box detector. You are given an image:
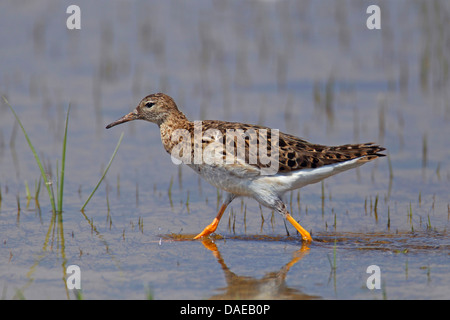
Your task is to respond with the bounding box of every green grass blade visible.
[4,96,57,214]
[81,132,124,211]
[58,105,70,213]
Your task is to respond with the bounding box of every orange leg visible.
[273,198,312,242]
[286,214,312,242]
[194,202,229,239]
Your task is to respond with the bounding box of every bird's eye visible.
[145,101,155,108]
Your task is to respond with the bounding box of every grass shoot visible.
[5,96,69,215]
[80,132,124,211]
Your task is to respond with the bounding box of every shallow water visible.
[0,0,449,300]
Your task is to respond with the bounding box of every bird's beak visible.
[106,110,139,129]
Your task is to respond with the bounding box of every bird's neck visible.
[159,111,192,154]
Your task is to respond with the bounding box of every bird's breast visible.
[187,164,254,196]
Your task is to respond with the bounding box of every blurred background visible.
[0,0,449,299]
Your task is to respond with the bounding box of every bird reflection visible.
[201,239,320,300]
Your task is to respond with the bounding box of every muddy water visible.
[0,1,449,299]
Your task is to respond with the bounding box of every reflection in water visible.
[23,210,69,299]
[200,239,320,300]
[22,209,120,300]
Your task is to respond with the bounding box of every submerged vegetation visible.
[3,97,124,299]
[4,96,124,214]
[5,96,69,215]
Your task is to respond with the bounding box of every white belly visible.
[187,163,254,196]
[188,156,365,198]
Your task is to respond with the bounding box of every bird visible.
[106,93,385,242]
